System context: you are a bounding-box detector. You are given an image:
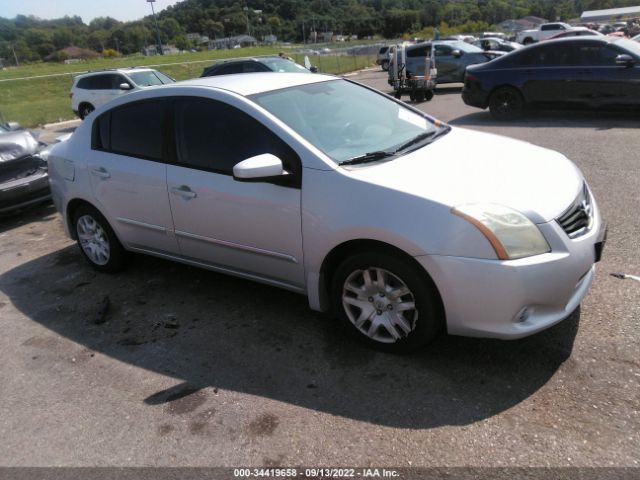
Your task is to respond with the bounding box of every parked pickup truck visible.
[516,23,574,44]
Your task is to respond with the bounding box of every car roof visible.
[75,67,157,78]
[534,35,618,45]
[175,72,336,96]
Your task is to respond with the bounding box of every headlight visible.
[452,203,550,260]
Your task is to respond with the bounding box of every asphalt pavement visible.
[0,68,638,474]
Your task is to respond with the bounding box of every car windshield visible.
[447,41,484,53]
[128,70,175,87]
[615,38,640,57]
[260,58,309,73]
[251,79,446,164]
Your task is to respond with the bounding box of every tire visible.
[381,59,390,71]
[73,204,126,273]
[424,90,434,101]
[78,103,94,120]
[522,37,534,45]
[414,91,426,102]
[489,86,525,120]
[394,91,402,99]
[331,252,443,353]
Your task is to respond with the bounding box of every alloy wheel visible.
[77,214,110,266]
[342,267,418,343]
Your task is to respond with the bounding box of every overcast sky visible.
[1,0,184,23]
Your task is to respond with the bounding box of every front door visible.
[166,97,305,289]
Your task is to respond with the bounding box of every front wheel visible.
[73,205,126,272]
[381,59,390,71]
[489,87,525,120]
[331,252,443,353]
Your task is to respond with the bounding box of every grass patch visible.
[0,47,377,127]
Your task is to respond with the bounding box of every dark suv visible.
[201,57,314,77]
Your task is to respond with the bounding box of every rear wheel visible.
[489,86,525,120]
[78,103,94,120]
[331,252,443,353]
[522,37,534,45]
[73,205,126,272]
[414,91,426,102]
[424,90,435,101]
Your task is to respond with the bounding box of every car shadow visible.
[435,85,463,95]
[450,109,640,129]
[1,246,580,429]
[0,202,57,234]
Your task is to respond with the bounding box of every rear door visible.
[88,99,179,254]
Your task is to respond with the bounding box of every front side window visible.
[435,45,453,56]
[174,98,300,178]
[576,44,622,65]
[251,79,445,164]
[407,46,430,58]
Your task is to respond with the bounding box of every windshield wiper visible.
[392,127,451,154]
[392,131,436,154]
[339,150,395,166]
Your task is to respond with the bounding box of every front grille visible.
[556,183,593,239]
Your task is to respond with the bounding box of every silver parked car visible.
[47,73,606,352]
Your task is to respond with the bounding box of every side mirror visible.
[310,65,318,73]
[119,83,132,90]
[233,154,284,181]
[615,54,636,67]
[452,49,463,58]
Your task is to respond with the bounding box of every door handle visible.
[170,185,197,199]
[91,167,110,179]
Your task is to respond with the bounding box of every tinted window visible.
[77,77,91,89]
[175,98,300,179]
[91,113,111,150]
[541,24,563,31]
[510,45,578,65]
[243,62,268,73]
[407,46,430,58]
[216,63,244,75]
[109,100,166,160]
[435,45,453,56]
[575,44,621,65]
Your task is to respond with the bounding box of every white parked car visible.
[70,67,175,119]
[516,22,575,44]
[48,73,606,352]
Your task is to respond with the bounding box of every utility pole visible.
[10,44,19,66]
[146,0,164,55]
[244,4,251,36]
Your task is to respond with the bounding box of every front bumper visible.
[0,170,51,215]
[416,214,605,339]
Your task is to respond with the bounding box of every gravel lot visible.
[1,68,639,471]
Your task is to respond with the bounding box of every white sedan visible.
[47,73,606,352]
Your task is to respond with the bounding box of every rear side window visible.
[174,98,300,181]
[98,100,166,161]
[76,77,91,89]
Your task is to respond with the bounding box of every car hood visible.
[345,127,583,224]
[0,130,39,162]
